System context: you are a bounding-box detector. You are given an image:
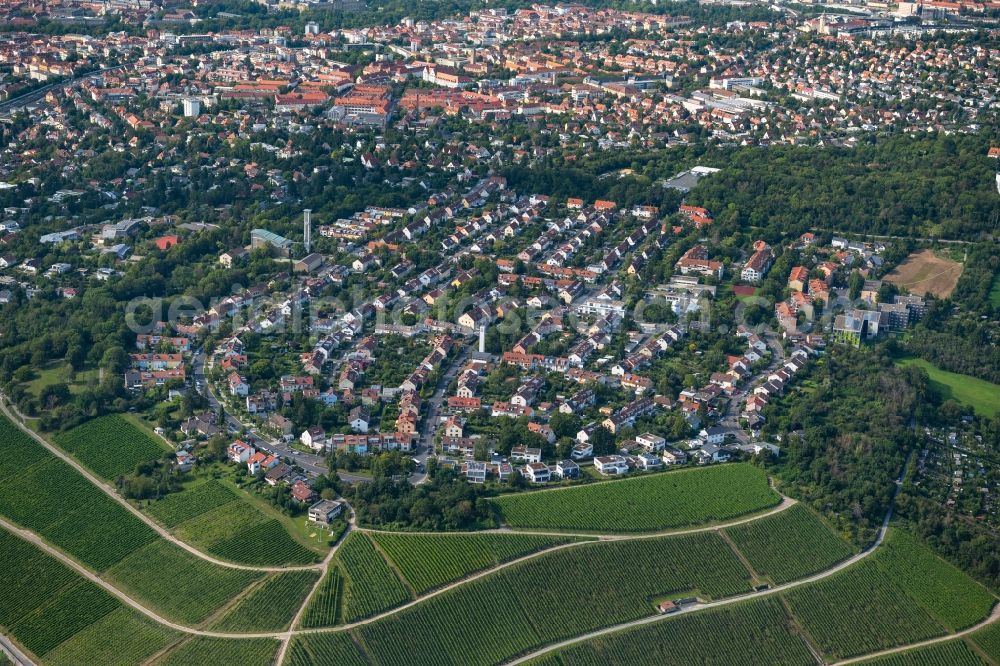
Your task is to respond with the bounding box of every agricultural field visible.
[0,414,261,625]
[145,480,239,527]
[491,463,780,533]
[969,620,1000,658]
[209,570,320,632]
[53,414,169,480]
[782,559,947,660]
[148,479,321,566]
[103,540,262,625]
[43,608,179,666]
[337,532,413,622]
[0,526,178,665]
[155,637,281,666]
[871,529,996,631]
[884,249,963,298]
[369,531,579,594]
[356,531,754,666]
[538,597,815,666]
[724,504,854,584]
[286,633,369,666]
[856,641,988,666]
[300,567,343,628]
[895,357,1000,417]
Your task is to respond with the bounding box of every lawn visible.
[20,361,99,399]
[491,463,781,533]
[895,357,1000,416]
[990,272,1000,308]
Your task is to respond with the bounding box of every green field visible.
[872,529,996,631]
[146,480,239,527]
[0,526,179,665]
[301,566,343,628]
[210,570,320,632]
[337,532,413,623]
[104,540,261,625]
[491,463,781,533]
[540,597,815,666]
[896,357,1000,416]
[969,619,1000,659]
[155,637,281,666]
[989,272,1000,307]
[146,478,322,566]
[369,531,579,594]
[355,530,754,666]
[0,414,262,625]
[782,558,947,660]
[53,414,169,479]
[725,504,854,584]
[856,641,988,666]
[286,632,369,666]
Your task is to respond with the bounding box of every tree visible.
[549,412,582,439]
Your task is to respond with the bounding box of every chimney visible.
[303,209,312,254]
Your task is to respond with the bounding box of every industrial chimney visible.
[303,209,312,254]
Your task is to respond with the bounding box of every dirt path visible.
[0,396,321,574]
[504,458,908,665]
[831,604,1000,666]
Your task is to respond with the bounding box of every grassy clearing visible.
[895,357,1000,416]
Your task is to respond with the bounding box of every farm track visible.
[0,396,322,573]
[2,420,995,666]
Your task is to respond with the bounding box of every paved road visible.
[408,343,475,484]
[0,394,318,573]
[832,604,1000,665]
[193,351,328,476]
[719,331,785,444]
[0,633,33,666]
[0,63,129,114]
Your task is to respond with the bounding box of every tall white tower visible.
[303,209,312,254]
[479,324,486,354]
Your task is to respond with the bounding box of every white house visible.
[593,455,629,475]
[227,440,254,463]
[511,446,542,464]
[571,442,593,460]
[301,426,327,451]
[636,433,666,452]
[308,499,344,525]
[523,462,551,483]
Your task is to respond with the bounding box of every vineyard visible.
[145,480,238,527]
[53,414,168,480]
[355,530,755,666]
[782,558,947,660]
[543,597,816,666]
[44,608,178,666]
[369,531,579,594]
[337,532,414,622]
[969,620,1000,658]
[491,463,780,532]
[160,483,320,566]
[870,529,996,631]
[856,641,988,666]
[104,540,262,625]
[156,637,281,666]
[210,570,320,632]
[724,504,854,584]
[0,526,178,666]
[300,567,343,628]
[286,632,369,666]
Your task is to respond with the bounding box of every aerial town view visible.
[0,0,998,662]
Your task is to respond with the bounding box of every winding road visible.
[1,418,995,666]
[0,394,323,573]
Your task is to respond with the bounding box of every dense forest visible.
[762,346,922,546]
